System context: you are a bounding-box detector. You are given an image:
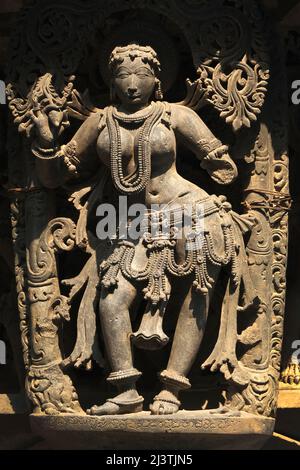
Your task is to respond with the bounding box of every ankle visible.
[107,367,142,393]
[159,369,191,396]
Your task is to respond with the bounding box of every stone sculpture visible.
[3,0,290,449]
[29,43,258,416]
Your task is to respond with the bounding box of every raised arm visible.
[31,110,102,188]
[171,104,237,185]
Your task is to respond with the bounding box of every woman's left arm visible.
[171,104,238,185]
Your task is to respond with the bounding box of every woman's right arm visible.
[32,110,102,188]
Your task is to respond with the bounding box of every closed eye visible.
[136,73,151,78]
[116,73,130,79]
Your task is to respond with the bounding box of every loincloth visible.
[99,195,240,305]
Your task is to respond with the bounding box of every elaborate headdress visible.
[109,44,161,76]
[99,21,178,95]
[109,44,163,100]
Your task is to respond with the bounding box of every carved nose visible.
[128,86,138,94]
[128,76,138,94]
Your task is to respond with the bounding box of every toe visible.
[150,400,178,415]
[149,402,160,415]
[86,406,96,415]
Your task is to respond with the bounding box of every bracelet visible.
[62,154,79,177]
[197,138,226,159]
[32,141,80,178]
[203,145,229,162]
[31,142,60,160]
[62,141,80,166]
[61,141,79,177]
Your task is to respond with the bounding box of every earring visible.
[155,79,163,101]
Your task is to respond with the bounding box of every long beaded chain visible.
[107,102,164,195]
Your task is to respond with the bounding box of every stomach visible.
[145,166,209,207]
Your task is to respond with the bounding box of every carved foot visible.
[150,390,180,415]
[86,390,144,416]
[87,402,121,416]
[281,363,300,386]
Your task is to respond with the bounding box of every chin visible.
[127,98,143,104]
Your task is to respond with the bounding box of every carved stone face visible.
[112,55,156,109]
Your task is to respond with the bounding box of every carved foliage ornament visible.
[6,73,74,138]
[6,0,269,132]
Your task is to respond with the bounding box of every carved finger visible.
[62,110,70,125]
[62,276,78,286]
[40,98,51,107]
[44,103,61,114]
[29,109,39,124]
[62,276,86,299]
[32,96,39,109]
[25,124,34,138]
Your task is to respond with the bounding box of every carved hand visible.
[30,101,68,149]
[201,152,238,185]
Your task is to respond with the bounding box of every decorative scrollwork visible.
[7,73,74,138]
[188,3,270,131]
[10,199,30,370]
[26,363,81,415]
[26,215,75,288]
[270,69,289,382]
[199,59,269,131]
[6,0,269,132]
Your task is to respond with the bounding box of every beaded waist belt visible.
[99,195,239,305]
[110,196,221,243]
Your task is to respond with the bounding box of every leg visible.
[150,267,219,415]
[87,273,144,416]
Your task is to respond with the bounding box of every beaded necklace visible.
[107,102,164,195]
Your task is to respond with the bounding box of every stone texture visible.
[30,411,275,450]
[0,0,297,450]
[0,1,23,13]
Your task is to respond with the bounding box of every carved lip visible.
[126,94,141,100]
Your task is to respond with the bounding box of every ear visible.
[200,152,238,185]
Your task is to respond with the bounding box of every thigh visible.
[100,271,144,318]
[170,263,221,322]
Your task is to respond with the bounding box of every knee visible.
[99,291,130,318]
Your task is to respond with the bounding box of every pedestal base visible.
[30,410,274,450]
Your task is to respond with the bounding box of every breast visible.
[149,123,176,157]
[96,122,176,170]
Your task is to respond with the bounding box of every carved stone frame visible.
[5,0,289,438]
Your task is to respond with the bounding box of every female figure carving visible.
[31,44,254,416]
